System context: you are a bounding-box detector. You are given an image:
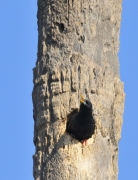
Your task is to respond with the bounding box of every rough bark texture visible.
[32,0,125,179]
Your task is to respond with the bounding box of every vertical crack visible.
[67,0,69,25]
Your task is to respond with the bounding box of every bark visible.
[32,0,125,179]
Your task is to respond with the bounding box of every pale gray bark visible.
[32,0,125,179]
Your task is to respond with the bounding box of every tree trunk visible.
[32,0,125,179]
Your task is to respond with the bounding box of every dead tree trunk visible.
[32,0,125,179]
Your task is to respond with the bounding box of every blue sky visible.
[0,1,137,180]
[119,1,138,179]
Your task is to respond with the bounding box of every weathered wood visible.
[32,0,125,179]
